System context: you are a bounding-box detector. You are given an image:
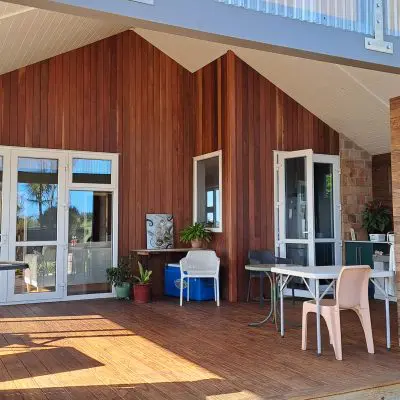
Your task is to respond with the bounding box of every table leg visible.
[259,273,264,308]
[248,272,274,327]
[280,273,285,337]
[316,279,322,355]
[384,276,391,350]
[273,274,279,331]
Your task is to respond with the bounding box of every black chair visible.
[247,251,295,305]
[246,250,277,303]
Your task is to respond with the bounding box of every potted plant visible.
[106,258,133,300]
[362,201,392,242]
[180,222,212,248]
[133,262,152,304]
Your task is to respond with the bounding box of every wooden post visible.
[226,50,238,302]
[390,96,400,345]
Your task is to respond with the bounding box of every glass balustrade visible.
[217,0,399,37]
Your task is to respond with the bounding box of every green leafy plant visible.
[180,222,212,244]
[134,262,152,285]
[106,258,134,287]
[362,201,392,234]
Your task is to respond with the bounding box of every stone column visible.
[390,96,400,345]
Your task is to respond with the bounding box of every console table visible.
[130,248,206,297]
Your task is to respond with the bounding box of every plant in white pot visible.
[180,222,212,248]
[362,201,392,242]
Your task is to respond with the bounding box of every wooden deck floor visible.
[0,298,398,399]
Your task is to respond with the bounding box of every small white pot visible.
[369,234,386,242]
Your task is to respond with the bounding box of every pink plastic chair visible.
[302,266,374,361]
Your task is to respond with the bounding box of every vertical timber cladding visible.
[0,30,195,259]
[390,96,400,345]
[0,29,340,301]
[194,52,339,301]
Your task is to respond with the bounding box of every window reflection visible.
[14,246,56,294]
[314,163,334,239]
[72,159,112,184]
[67,191,112,296]
[195,154,221,229]
[16,158,58,242]
[285,157,307,240]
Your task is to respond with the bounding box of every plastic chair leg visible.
[180,277,184,307]
[355,307,375,354]
[329,311,343,361]
[216,278,220,307]
[301,308,308,351]
[187,278,190,302]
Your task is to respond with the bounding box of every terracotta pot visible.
[191,239,203,248]
[133,284,152,304]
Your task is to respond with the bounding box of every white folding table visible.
[271,265,395,355]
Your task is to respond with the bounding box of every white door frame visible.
[0,145,119,305]
[274,149,341,298]
[7,148,66,303]
[275,149,315,265]
[313,153,342,267]
[0,149,11,303]
[64,151,119,301]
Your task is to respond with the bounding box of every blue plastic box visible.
[164,264,215,301]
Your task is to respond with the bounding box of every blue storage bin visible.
[164,264,215,301]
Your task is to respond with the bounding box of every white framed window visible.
[193,150,222,233]
[68,152,118,189]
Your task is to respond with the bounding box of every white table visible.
[271,265,395,355]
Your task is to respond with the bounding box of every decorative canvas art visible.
[146,214,174,249]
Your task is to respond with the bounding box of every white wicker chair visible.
[179,250,220,306]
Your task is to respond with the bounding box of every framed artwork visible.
[146,214,174,249]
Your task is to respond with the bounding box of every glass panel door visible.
[276,150,315,266]
[275,150,341,298]
[313,154,342,266]
[7,152,65,302]
[67,190,112,296]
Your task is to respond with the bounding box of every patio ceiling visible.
[135,28,399,155]
[0,1,127,75]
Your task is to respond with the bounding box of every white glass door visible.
[275,150,315,266]
[65,154,118,300]
[7,150,66,302]
[274,150,341,298]
[313,154,342,267]
[0,150,11,303]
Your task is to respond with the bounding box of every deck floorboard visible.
[0,299,398,399]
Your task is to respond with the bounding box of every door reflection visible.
[67,191,112,296]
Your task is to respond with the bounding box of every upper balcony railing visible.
[217,0,399,52]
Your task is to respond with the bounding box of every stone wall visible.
[390,96,400,345]
[340,134,373,241]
